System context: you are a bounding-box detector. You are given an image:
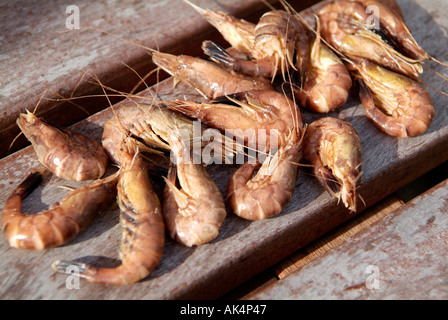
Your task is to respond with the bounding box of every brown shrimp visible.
[151,51,273,100]
[296,17,352,113]
[167,90,298,153]
[350,59,434,137]
[318,0,423,79]
[52,151,165,286]
[196,6,309,82]
[2,170,119,250]
[302,117,362,212]
[226,89,303,220]
[162,131,226,247]
[17,111,109,181]
[227,127,303,220]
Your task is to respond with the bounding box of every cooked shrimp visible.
[227,127,303,220]
[167,90,298,152]
[151,51,273,99]
[351,0,427,60]
[17,111,109,181]
[302,117,362,212]
[195,5,309,82]
[296,17,352,113]
[350,59,434,137]
[52,152,165,285]
[163,131,226,247]
[2,170,119,250]
[318,0,423,79]
[226,89,303,220]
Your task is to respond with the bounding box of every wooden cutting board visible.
[0,0,447,299]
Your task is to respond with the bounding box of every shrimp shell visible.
[17,112,109,181]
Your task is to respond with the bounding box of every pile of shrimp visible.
[1,0,444,286]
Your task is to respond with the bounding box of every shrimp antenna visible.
[8,89,49,155]
[277,0,294,14]
[182,0,207,15]
[67,26,157,54]
[31,88,48,115]
[422,63,448,83]
[429,55,448,68]
[259,0,276,12]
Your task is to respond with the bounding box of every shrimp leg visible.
[2,171,119,250]
[52,152,165,286]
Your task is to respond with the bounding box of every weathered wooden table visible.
[0,0,447,300]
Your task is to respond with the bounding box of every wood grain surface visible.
[251,178,448,300]
[0,0,447,299]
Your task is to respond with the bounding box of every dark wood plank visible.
[251,178,448,300]
[0,0,447,299]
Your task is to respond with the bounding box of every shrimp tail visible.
[52,260,97,280]
[202,40,275,78]
[202,40,236,70]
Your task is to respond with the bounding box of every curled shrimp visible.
[2,170,119,250]
[302,117,362,212]
[350,59,434,137]
[17,111,109,181]
[318,0,423,79]
[167,90,298,153]
[226,90,303,220]
[296,17,352,113]
[163,131,226,247]
[52,151,165,286]
[151,50,273,100]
